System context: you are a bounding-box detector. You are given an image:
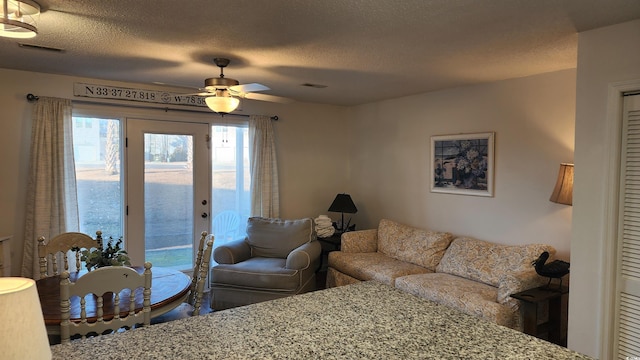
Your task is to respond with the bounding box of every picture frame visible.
[430,132,495,197]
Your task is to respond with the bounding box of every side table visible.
[317,233,342,271]
[511,285,569,347]
[316,233,342,289]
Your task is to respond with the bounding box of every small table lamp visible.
[328,193,358,232]
[0,277,52,359]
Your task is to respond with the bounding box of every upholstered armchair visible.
[210,217,322,310]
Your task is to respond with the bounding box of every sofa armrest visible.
[341,229,378,253]
[497,269,549,304]
[286,241,321,270]
[213,239,251,265]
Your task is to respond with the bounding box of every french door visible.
[126,119,210,272]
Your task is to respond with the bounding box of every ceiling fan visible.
[189,58,291,114]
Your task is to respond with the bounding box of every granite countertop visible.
[50,281,593,359]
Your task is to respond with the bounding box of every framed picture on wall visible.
[430,132,495,197]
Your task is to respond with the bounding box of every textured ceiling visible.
[1,0,640,106]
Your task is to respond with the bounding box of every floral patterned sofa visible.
[326,219,555,330]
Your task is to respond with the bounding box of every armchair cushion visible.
[247,217,315,258]
[211,258,299,291]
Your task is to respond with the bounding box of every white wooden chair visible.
[38,231,101,278]
[189,231,214,316]
[59,262,152,344]
[151,231,214,323]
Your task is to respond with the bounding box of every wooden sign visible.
[73,82,208,108]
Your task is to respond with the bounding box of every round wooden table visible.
[36,266,191,335]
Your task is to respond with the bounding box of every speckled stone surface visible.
[50,281,592,359]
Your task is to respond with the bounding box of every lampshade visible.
[550,163,574,205]
[0,0,40,39]
[328,193,358,214]
[205,95,240,114]
[0,277,51,359]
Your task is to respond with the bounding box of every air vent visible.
[301,83,327,89]
[18,43,66,53]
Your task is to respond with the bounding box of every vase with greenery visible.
[74,231,131,271]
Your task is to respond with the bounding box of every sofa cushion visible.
[328,251,432,286]
[246,217,315,258]
[377,219,454,271]
[396,273,519,329]
[436,237,555,288]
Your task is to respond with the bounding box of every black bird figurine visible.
[532,251,570,289]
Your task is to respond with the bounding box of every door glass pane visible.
[144,133,194,270]
[211,125,250,250]
[73,117,123,240]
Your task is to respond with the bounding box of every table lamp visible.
[0,277,51,359]
[328,193,358,232]
[549,163,573,205]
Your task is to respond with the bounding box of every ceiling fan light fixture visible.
[0,0,40,39]
[205,96,240,114]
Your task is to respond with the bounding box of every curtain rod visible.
[25,93,278,121]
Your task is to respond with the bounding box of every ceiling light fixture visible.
[205,89,240,114]
[0,0,40,39]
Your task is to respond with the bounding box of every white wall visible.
[571,19,640,359]
[348,70,575,259]
[0,68,349,275]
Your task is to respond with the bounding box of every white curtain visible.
[249,115,279,218]
[21,97,79,278]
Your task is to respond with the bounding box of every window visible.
[211,125,250,243]
[72,117,124,240]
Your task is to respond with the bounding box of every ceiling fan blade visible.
[244,93,294,104]
[230,83,270,93]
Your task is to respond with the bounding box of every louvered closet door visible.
[616,94,640,359]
